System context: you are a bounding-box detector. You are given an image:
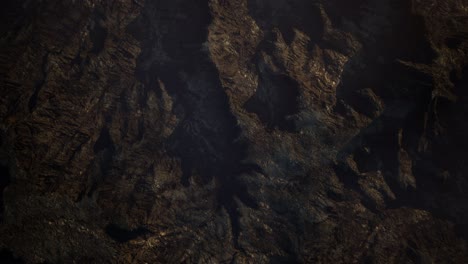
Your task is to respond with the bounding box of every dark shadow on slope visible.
[269,254,300,264]
[0,164,10,222]
[0,249,24,264]
[332,0,436,198]
[334,1,436,116]
[331,0,468,242]
[89,10,107,54]
[0,0,35,43]
[105,224,151,243]
[334,106,421,212]
[128,0,262,247]
[247,0,325,45]
[83,126,116,199]
[244,67,300,132]
[28,52,49,113]
[93,127,115,154]
[411,66,468,240]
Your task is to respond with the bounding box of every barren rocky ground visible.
[1,0,468,263]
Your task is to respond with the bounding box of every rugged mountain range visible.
[1,0,468,263]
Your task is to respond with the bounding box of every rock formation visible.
[1,0,467,263]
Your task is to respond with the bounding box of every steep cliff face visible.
[1,0,468,263]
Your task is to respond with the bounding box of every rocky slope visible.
[1,0,468,263]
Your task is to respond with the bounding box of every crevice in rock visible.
[87,126,115,199]
[28,52,49,113]
[88,10,107,54]
[0,164,10,222]
[105,223,151,243]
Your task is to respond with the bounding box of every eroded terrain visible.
[1,0,468,263]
